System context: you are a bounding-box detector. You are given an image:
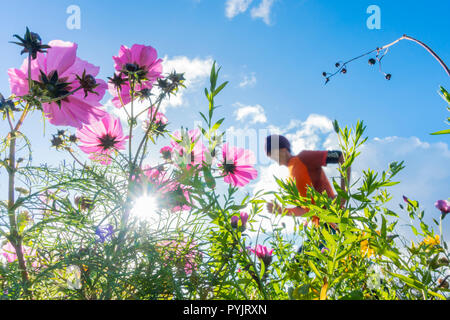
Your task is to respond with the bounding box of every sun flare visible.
[131,194,160,222]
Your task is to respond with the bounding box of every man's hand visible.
[266,201,281,214]
[267,202,309,217]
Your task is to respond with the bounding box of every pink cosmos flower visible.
[166,183,192,212]
[76,113,128,165]
[218,143,258,187]
[160,146,173,160]
[1,242,37,267]
[157,240,201,275]
[170,128,207,169]
[142,106,168,131]
[148,106,168,124]
[8,40,107,128]
[143,165,162,181]
[435,200,450,214]
[250,244,273,266]
[140,170,192,212]
[108,44,163,108]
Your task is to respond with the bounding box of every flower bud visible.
[51,136,64,148]
[438,257,449,266]
[438,278,449,289]
[230,215,239,228]
[69,134,78,143]
[74,196,94,211]
[435,200,450,214]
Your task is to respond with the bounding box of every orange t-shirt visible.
[288,151,336,199]
[287,157,313,198]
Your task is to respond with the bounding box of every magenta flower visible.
[108,44,163,108]
[76,113,128,165]
[231,211,249,231]
[218,143,258,187]
[250,244,274,266]
[435,200,450,214]
[8,40,107,128]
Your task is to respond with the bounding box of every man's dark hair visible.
[265,135,291,155]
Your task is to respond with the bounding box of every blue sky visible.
[0,0,449,241]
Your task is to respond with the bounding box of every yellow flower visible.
[421,235,440,247]
[360,239,375,258]
[359,230,380,258]
[340,256,353,272]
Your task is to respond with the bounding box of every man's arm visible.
[267,202,308,217]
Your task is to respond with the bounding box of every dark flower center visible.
[122,62,148,82]
[35,70,72,107]
[223,161,236,174]
[125,63,139,73]
[98,134,118,150]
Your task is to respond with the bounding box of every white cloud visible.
[225,0,254,19]
[233,102,267,124]
[280,114,335,152]
[161,55,213,88]
[239,72,257,88]
[250,0,276,25]
[160,55,214,112]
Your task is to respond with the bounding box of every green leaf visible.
[199,111,208,124]
[439,86,450,104]
[307,260,322,278]
[332,179,349,201]
[212,81,228,97]
[340,290,363,300]
[212,118,225,132]
[386,271,424,290]
[381,215,387,239]
[210,62,217,91]
[202,166,216,189]
[410,225,419,236]
[427,290,446,300]
[321,228,336,249]
[332,119,340,134]
[430,129,450,135]
[229,204,246,211]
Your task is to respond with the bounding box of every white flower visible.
[366,264,383,290]
[66,265,82,290]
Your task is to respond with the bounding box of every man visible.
[265,134,350,225]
